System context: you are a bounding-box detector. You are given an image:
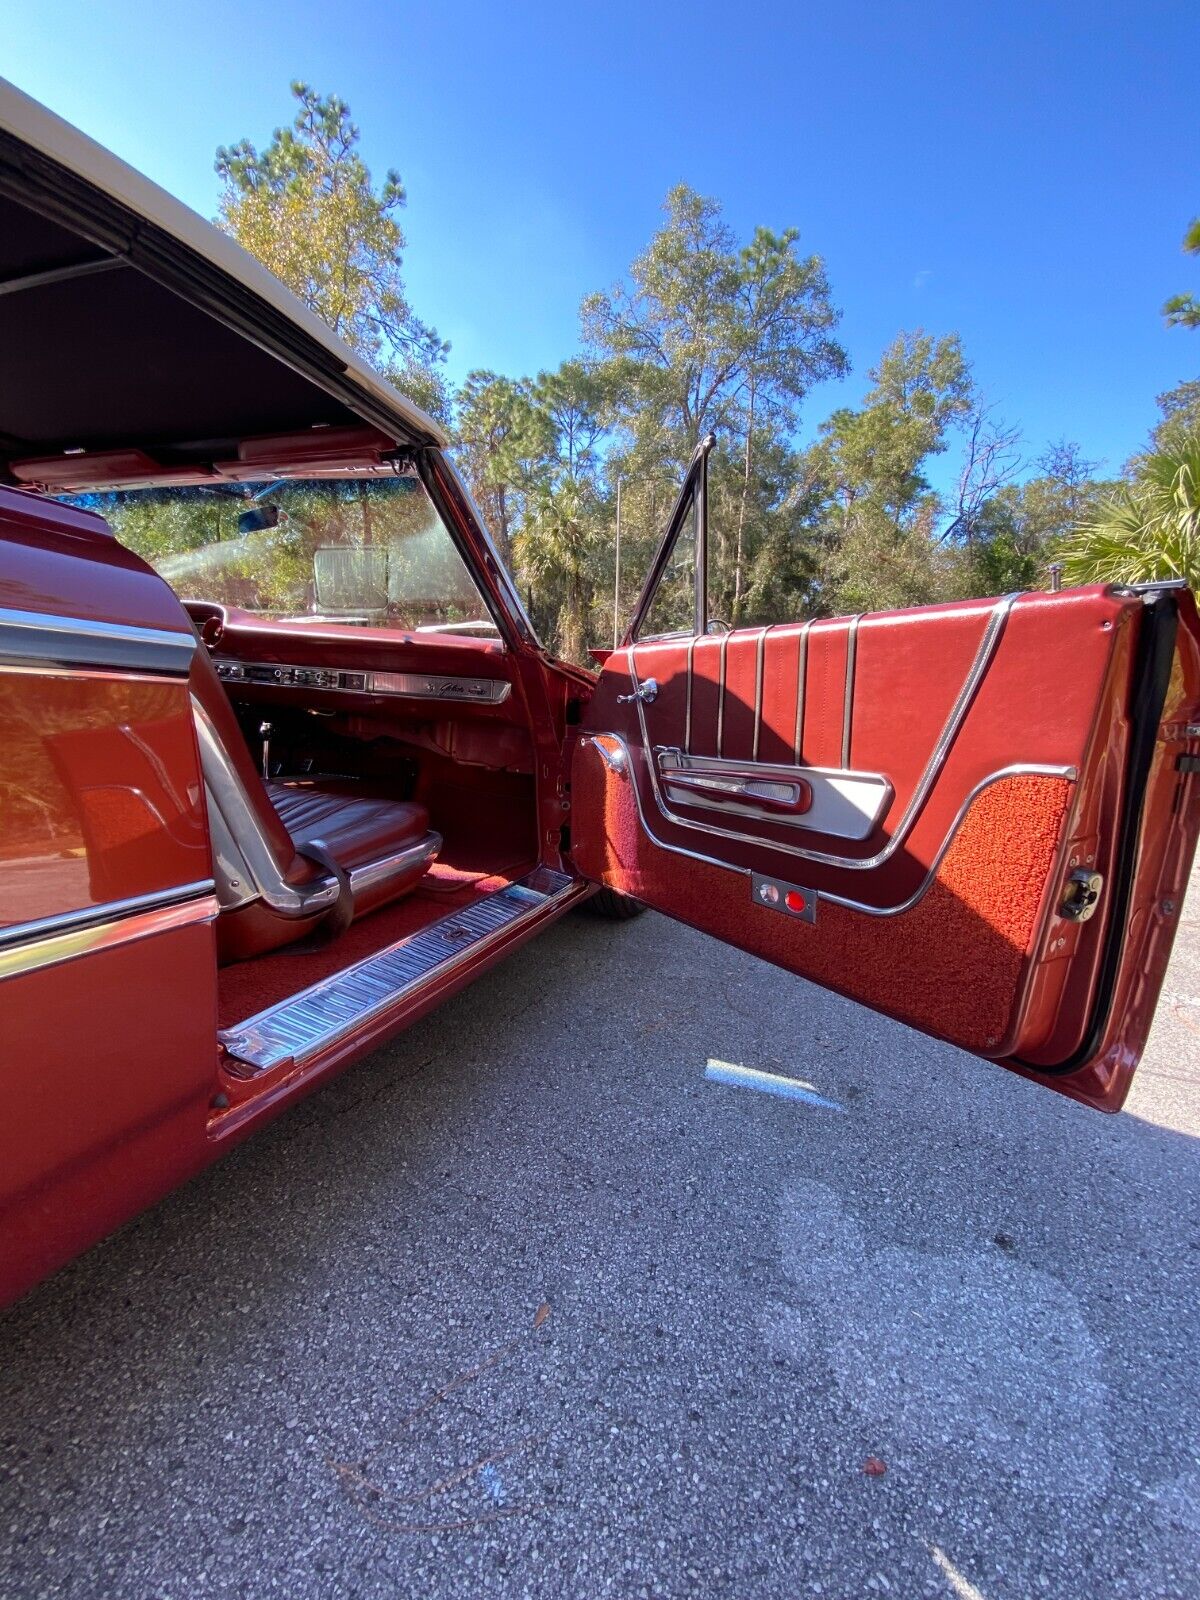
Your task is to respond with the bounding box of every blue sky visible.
[4,0,1198,486]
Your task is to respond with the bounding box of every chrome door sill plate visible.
[219,868,575,1074]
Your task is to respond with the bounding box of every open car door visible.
[572,438,1200,1111]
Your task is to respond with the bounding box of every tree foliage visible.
[201,89,1200,663]
[215,83,448,415]
[1162,216,1200,331]
[1061,437,1200,588]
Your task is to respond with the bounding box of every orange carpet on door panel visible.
[574,756,1072,1053]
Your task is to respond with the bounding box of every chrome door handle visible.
[617,677,658,705]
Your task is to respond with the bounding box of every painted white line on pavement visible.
[929,1545,988,1600]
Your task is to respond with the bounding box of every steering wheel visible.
[183,599,225,649]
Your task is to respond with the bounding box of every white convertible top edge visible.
[0,76,450,449]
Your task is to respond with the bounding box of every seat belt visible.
[292,838,355,945]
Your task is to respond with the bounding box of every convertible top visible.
[0,78,449,489]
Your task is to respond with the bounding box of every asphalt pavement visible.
[2,867,1199,1599]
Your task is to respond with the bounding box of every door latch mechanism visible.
[617,677,658,706]
[1060,868,1104,922]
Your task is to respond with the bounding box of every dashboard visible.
[184,601,519,716]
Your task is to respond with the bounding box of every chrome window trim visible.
[624,435,716,645]
[627,592,1023,872]
[417,450,541,651]
[587,731,1076,918]
[0,881,218,980]
[0,606,196,675]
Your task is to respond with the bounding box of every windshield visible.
[62,473,499,635]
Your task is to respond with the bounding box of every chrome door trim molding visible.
[842,615,860,768]
[587,732,1076,918]
[793,620,812,763]
[752,626,769,763]
[628,592,1023,871]
[715,632,730,757]
[0,606,196,675]
[684,636,696,753]
[0,881,218,980]
[656,748,893,840]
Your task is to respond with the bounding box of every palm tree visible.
[513,475,606,663]
[1061,434,1200,587]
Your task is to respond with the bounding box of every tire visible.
[579,885,647,921]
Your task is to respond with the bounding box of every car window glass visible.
[61,474,499,636]
[638,492,697,641]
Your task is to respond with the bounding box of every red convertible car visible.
[2,80,1198,1309]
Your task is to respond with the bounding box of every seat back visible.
[188,641,337,922]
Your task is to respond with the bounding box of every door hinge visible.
[1060,868,1104,922]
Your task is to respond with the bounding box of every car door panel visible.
[573,585,1200,1109]
[586,591,1131,904]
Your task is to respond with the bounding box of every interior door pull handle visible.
[664,769,813,813]
[617,677,658,705]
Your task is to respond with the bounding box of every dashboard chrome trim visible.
[369,670,512,704]
[214,657,512,704]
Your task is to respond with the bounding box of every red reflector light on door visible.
[752,873,817,924]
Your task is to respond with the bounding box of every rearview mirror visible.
[238,504,282,535]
